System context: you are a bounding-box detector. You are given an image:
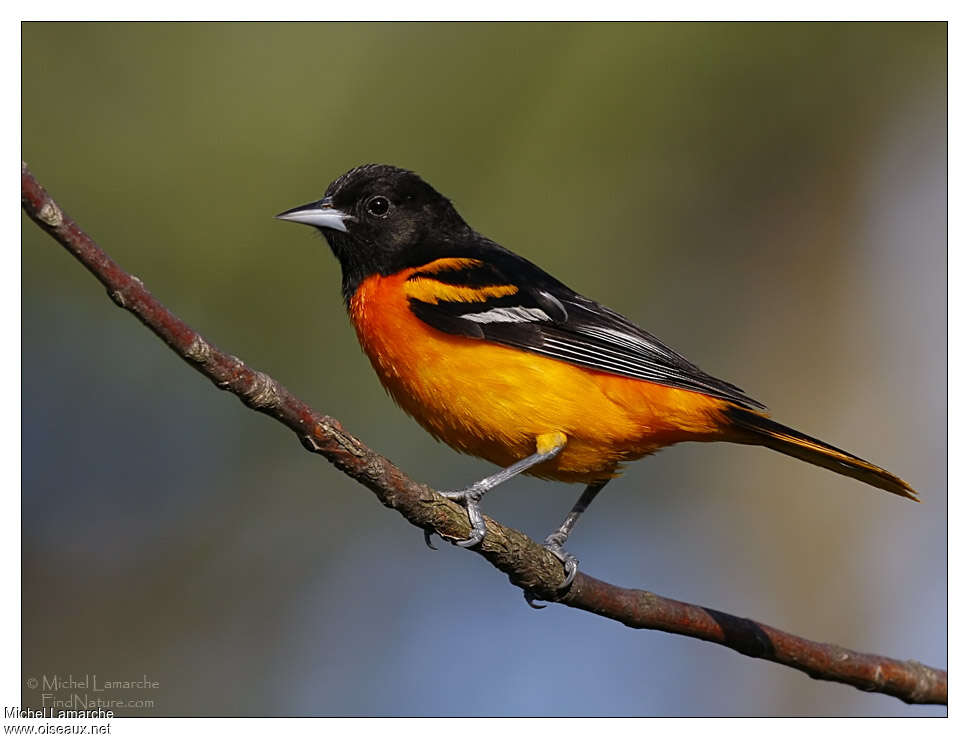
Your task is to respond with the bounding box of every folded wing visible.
[405,247,764,410]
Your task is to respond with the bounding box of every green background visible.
[22,22,945,716]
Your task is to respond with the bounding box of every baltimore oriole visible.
[277,164,917,589]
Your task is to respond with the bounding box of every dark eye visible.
[366,195,390,217]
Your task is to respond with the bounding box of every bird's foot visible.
[522,530,579,609]
[521,531,581,608]
[439,485,487,548]
[542,530,579,590]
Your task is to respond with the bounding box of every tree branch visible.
[21,162,946,707]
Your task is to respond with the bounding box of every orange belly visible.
[348,271,732,483]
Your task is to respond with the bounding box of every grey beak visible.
[275,196,350,233]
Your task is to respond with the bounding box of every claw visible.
[543,532,580,590]
[559,558,579,590]
[523,590,547,609]
[440,487,487,548]
[431,444,570,552]
[522,534,579,608]
[423,529,438,550]
[451,532,485,548]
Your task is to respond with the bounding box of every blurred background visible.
[22,23,945,716]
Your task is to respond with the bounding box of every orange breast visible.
[348,271,731,483]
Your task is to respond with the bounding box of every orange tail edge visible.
[723,406,919,501]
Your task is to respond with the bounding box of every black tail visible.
[724,406,918,501]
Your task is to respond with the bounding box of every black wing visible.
[405,241,765,410]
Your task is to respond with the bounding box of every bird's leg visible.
[439,432,567,548]
[542,480,608,589]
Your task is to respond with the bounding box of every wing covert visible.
[404,252,764,410]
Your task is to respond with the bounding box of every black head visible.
[277,164,472,300]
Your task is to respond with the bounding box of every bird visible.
[276,163,917,591]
